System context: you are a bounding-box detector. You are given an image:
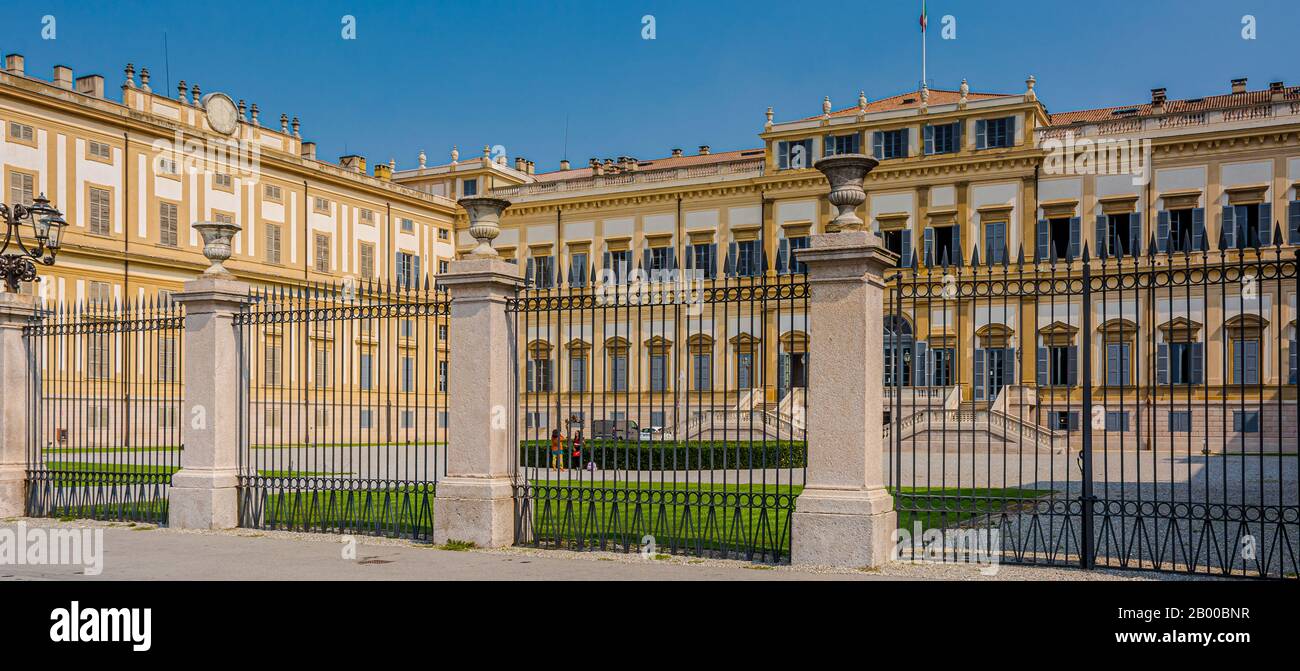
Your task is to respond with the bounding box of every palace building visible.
[3,51,1300,449]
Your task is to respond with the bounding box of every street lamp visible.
[0,192,66,292]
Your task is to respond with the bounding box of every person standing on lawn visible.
[570,429,584,470]
[550,429,566,471]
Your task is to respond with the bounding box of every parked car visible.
[591,419,639,440]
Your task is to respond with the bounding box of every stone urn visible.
[814,154,878,232]
[193,220,242,276]
[458,196,512,259]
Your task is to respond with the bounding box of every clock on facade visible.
[201,92,239,135]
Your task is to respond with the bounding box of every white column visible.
[168,276,249,529]
[433,257,523,547]
[0,292,36,517]
[791,231,898,567]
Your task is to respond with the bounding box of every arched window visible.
[883,315,914,387]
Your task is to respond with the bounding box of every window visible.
[1105,342,1131,386]
[785,236,809,274]
[649,355,668,392]
[526,411,548,429]
[359,209,375,225]
[264,343,282,386]
[158,336,178,382]
[400,356,415,392]
[732,239,763,277]
[931,348,955,386]
[159,202,178,247]
[609,353,628,392]
[214,212,233,226]
[529,255,554,289]
[777,139,814,170]
[527,358,552,392]
[872,129,909,160]
[569,356,587,392]
[315,408,331,428]
[358,243,375,279]
[313,197,330,213]
[461,179,478,197]
[438,360,448,392]
[1038,217,1079,261]
[1159,341,1203,385]
[883,228,913,268]
[88,140,112,161]
[823,133,861,156]
[737,353,754,389]
[87,334,112,379]
[314,234,330,272]
[439,260,449,274]
[213,173,233,189]
[157,157,179,175]
[569,252,589,287]
[1100,213,1138,258]
[692,353,712,391]
[87,187,111,235]
[983,222,1007,265]
[1233,411,1260,433]
[396,252,420,289]
[263,184,282,201]
[924,121,961,155]
[359,409,373,429]
[1162,208,1201,253]
[648,246,672,273]
[8,121,34,143]
[399,318,415,338]
[438,324,448,341]
[438,227,449,240]
[358,352,373,390]
[606,250,631,284]
[1225,203,1267,250]
[1232,338,1260,384]
[313,345,330,388]
[400,410,415,429]
[1104,411,1130,432]
[976,116,1015,149]
[8,171,34,206]
[265,224,282,264]
[1168,411,1192,432]
[650,411,666,428]
[690,243,716,279]
[1051,411,1080,431]
[88,281,113,305]
[1044,345,1077,387]
[925,225,960,265]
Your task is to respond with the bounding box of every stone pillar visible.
[0,292,36,517]
[168,275,249,529]
[791,231,898,567]
[433,258,522,547]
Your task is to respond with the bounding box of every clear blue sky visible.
[2,0,1294,172]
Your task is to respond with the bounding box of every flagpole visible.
[921,0,927,89]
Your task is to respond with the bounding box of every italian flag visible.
[920,0,927,31]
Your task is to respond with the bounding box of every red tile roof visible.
[803,88,1014,121]
[530,148,765,182]
[1046,85,1300,126]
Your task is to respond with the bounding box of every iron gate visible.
[234,279,449,540]
[887,239,1299,578]
[508,257,808,561]
[25,297,184,525]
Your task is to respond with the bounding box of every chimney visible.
[301,142,317,160]
[373,163,393,181]
[526,160,535,175]
[515,157,526,171]
[53,65,73,90]
[75,75,105,98]
[339,154,366,173]
[671,148,683,157]
[4,54,24,76]
[1270,81,1285,101]
[698,145,710,155]
[1150,87,1166,107]
[1231,77,1247,94]
[559,159,570,171]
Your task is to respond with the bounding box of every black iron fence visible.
[509,260,808,561]
[24,297,184,525]
[234,279,450,540]
[887,238,1299,578]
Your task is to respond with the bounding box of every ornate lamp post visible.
[0,193,67,292]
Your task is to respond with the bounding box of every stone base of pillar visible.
[433,476,516,548]
[0,465,24,518]
[168,468,239,529]
[791,487,896,568]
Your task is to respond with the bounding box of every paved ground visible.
[0,518,1223,581]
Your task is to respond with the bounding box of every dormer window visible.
[872,129,909,160]
[924,121,962,155]
[823,133,861,157]
[975,116,1015,149]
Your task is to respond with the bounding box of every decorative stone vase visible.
[814,154,878,232]
[193,220,242,276]
[458,196,512,259]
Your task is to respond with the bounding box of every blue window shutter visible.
[1037,347,1048,386]
[1187,342,1201,385]
[924,125,934,155]
[1068,217,1081,260]
[1095,215,1108,258]
[900,229,913,268]
[684,245,694,273]
[872,132,883,159]
[1129,212,1142,256]
[724,242,737,277]
[776,238,789,274]
[914,341,928,386]
[642,248,652,273]
[923,227,935,266]
[952,224,962,266]
[1156,211,1170,252]
[1222,205,1237,249]
[708,243,718,278]
[1003,348,1016,387]
[1260,202,1273,245]
[975,119,987,149]
[1290,339,1297,384]
[1106,344,1119,386]
[1192,208,1206,249]
[1288,201,1300,244]
[526,360,535,392]
[524,257,535,286]
[973,349,985,400]
[1157,344,1168,385]
[1067,346,1078,386]
[1246,341,1259,384]
[777,142,789,169]
[1036,219,1049,261]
